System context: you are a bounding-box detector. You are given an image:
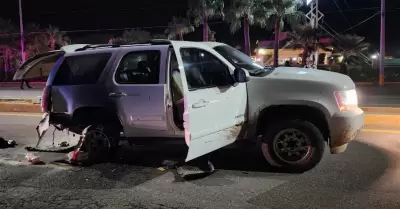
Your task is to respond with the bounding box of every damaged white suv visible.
[14,40,364,172]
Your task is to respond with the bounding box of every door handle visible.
[109,92,127,97]
[192,99,209,108]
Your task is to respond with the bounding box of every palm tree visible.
[332,34,369,75]
[152,34,168,39]
[24,24,49,58]
[287,24,323,66]
[0,18,20,78]
[225,0,272,55]
[44,25,70,50]
[225,0,271,56]
[263,0,305,67]
[187,0,224,41]
[108,29,152,44]
[165,16,195,40]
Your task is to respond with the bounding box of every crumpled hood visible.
[263,67,355,90]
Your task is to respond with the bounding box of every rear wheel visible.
[261,119,325,173]
[79,125,120,165]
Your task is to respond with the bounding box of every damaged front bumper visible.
[329,108,364,154]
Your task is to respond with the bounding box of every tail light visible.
[334,89,358,111]
[41,86,51,112]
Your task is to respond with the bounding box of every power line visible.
[332,0,352,27]
[341,11,380,33]
[322,7,400,14]
[322,7,379,14]
[342,0,351,9]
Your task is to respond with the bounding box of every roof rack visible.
[126,39,172,46]
[74,40,172,52]
[75,44,120,52]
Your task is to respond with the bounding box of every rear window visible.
[52,53,111,85]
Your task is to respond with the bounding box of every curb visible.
[0,102,41,113]
[364,114,400,126]
[360,106,400,114]
[0,98,36,103]
[356,82,400,86]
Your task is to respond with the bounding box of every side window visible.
[179,48,233,91]
[115,50,161,84]
[53,53,111,86]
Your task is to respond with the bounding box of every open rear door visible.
[13,44,89,81]
[13,51,65,81]
[170,41,248,162]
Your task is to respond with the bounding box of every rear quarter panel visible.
[49,49,119,114]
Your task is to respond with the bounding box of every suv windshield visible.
[213,45,273,76]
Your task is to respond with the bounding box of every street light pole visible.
[379,0,385,86]
[18,0,25,63]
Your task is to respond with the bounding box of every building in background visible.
[255,33,334,66]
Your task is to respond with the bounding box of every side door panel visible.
[107,46,171,137]
[170,41,248,161]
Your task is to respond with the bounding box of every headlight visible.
[334,89,358,111]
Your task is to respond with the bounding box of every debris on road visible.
[25,145,75,153]
[162,159,179,169]
[59,141,69,147]
[25,153,43,165]
[0,137,17,149]
[67,150,88,163]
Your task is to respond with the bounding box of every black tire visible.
[80,125,120,165]
[261,119,325,173]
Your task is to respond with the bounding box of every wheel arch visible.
[255,105,330,142]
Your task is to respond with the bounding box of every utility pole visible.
[306,0,323,68]
[379,0,385,86]
[18,0,25,63]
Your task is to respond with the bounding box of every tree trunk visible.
[50,38,55,51]
[203,17,208,42]
[301,47,308,66]
[273,20,280,67]
[3,50,7,73]
[243,16,250,56]
[179,32,183,41]
[3,48,9,72]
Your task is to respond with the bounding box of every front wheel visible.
[261,119,325,173]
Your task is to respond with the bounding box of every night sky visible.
[1,0,400,55]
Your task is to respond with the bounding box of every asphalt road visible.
[1,85,400,106]
[1,113,400,209]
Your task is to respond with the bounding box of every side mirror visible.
[233,68,249,83]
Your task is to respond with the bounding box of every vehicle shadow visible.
[106,141,281,174]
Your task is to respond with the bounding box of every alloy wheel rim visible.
[272,128,312,164]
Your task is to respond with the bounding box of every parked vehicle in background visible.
[15,40,364,172]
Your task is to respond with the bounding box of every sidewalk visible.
[0,87,42,99]
[0,82,46,88]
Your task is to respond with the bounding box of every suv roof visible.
[68,40,228,53]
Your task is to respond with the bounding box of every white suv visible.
[14,40,364,172]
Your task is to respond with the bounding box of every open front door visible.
[170,41,248,162]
